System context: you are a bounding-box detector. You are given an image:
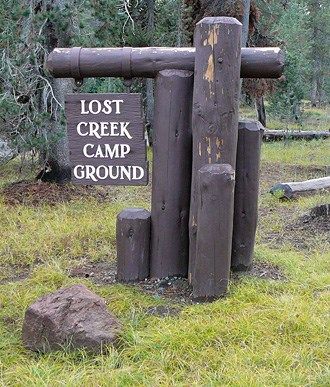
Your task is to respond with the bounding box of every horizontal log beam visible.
[47,46,284,79]
[263,130,330,141]
[270,176,330,199]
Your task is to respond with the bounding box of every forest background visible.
[0,0,329,181]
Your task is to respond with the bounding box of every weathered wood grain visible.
[231,121,264,272]
[150,69,193,279]
[47,47,284,79]
[270,176,330,199]
[65,93,148,186]
[193,164,235,300]
[263,130,330,141]
[188,17,242,283]
[116,208,151,282]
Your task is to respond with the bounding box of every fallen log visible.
[47,46,284,79]
[263,130,330,141]
[270,176,330,199]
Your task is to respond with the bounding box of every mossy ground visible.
[0,107,329,386]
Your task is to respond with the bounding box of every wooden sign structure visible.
[48,16,284,301]
[66,93,148,186]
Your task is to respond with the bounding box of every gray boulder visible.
[22,284,121,353]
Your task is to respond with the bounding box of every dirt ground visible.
[1,180,115,206]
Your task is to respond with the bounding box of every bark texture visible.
[150,69,193,278]
[188,17,241,282]
[231,120,263,271]
[193,164,235,300]
[40,0,76,182]
[116,208,151,282]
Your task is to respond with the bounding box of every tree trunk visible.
[176,0,184,46]
[241,0,251,47]
[310,78,318,107]
[308,0,327,107]
[46,78,73,182]
[145,0,155,142]
[38,0,76,183]
[240,0,251,100]
[255,96,266,127]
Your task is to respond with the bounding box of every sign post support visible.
[50,16,285,299]
[231,121,264,271]
[193,164,235,300]
[116,208,151,282]
[150,69,194,278]
[189,17,242,284]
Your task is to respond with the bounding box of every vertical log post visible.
[150,69,194,278]
[189,17,242,283]
[116,208,151,282]
[193,164,235,300]
[231,120,264,271]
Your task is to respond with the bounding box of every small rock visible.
[22,284,121,353]
[146,305,181,317]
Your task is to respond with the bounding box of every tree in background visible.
[0,0,184,179]
[265,0,311,123]
[183,0,260,43]
[182,0,270,124]
[307,0,329,106]
[0,0,94,181]
[256,0,329,122]
[0,0,328,178]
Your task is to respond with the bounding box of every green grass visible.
[240,103,330,132]
[0,111,329,386]
[261,139,330,166]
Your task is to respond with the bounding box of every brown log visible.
[150,70,193,278]
[193,164,235,301]
[270,176,330,199]
[47,46,284,79]
[188,17,241,283]
[263,130,330,141]
[231,121,264,272]
[116,208,151,282]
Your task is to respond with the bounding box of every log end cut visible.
[270,183,293,199]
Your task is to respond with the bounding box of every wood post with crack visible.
[150,69,194,278]
[231,120,264,271]
[193,164,236,300]
[188,17,242,285]
[116,208,151,282]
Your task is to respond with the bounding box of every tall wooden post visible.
[193,164,235,300]
[231,121,264,271]
[188,17,242,283]
[150,69,194,278]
